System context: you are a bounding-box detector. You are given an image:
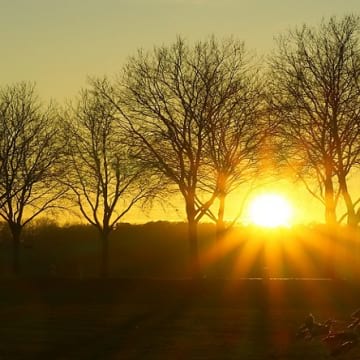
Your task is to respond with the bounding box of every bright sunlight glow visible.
[248,194,293,228]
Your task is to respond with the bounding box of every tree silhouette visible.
[96,37,261,277]
[62,87,155,278]
[269,15,360,226]
[202,48,268,239]
[0,82,64,274]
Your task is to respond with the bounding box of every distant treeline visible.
[0,221,358,280]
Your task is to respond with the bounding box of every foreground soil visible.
[0,278,359,359]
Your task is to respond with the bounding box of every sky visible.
[1,0,360,224]
[1,0,360,102]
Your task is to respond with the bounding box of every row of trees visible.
[1,15,360,277]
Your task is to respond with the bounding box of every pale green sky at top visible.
[1,0,360,101]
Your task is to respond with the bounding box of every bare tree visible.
[0,82,64,274]
[95,37,263,277]
[203,59,268,240]
[269,15,360,226]
[62,87,154,278]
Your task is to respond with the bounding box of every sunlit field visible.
[0,222,360,358]
[1,278,360,359]
[1,221,358,280]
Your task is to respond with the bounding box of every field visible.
[1,222,358,280]
[1,223,360,358]
[1,279,360,359]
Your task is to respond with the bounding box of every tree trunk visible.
[324,164,337,225]
[216,193,226,242]
[332,118,357,227]
[324,168,336,278]
[10,224,22,275]
[338,175,357,227]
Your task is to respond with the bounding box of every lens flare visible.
[248,194,293,228]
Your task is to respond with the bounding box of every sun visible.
[248,194,293,228]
